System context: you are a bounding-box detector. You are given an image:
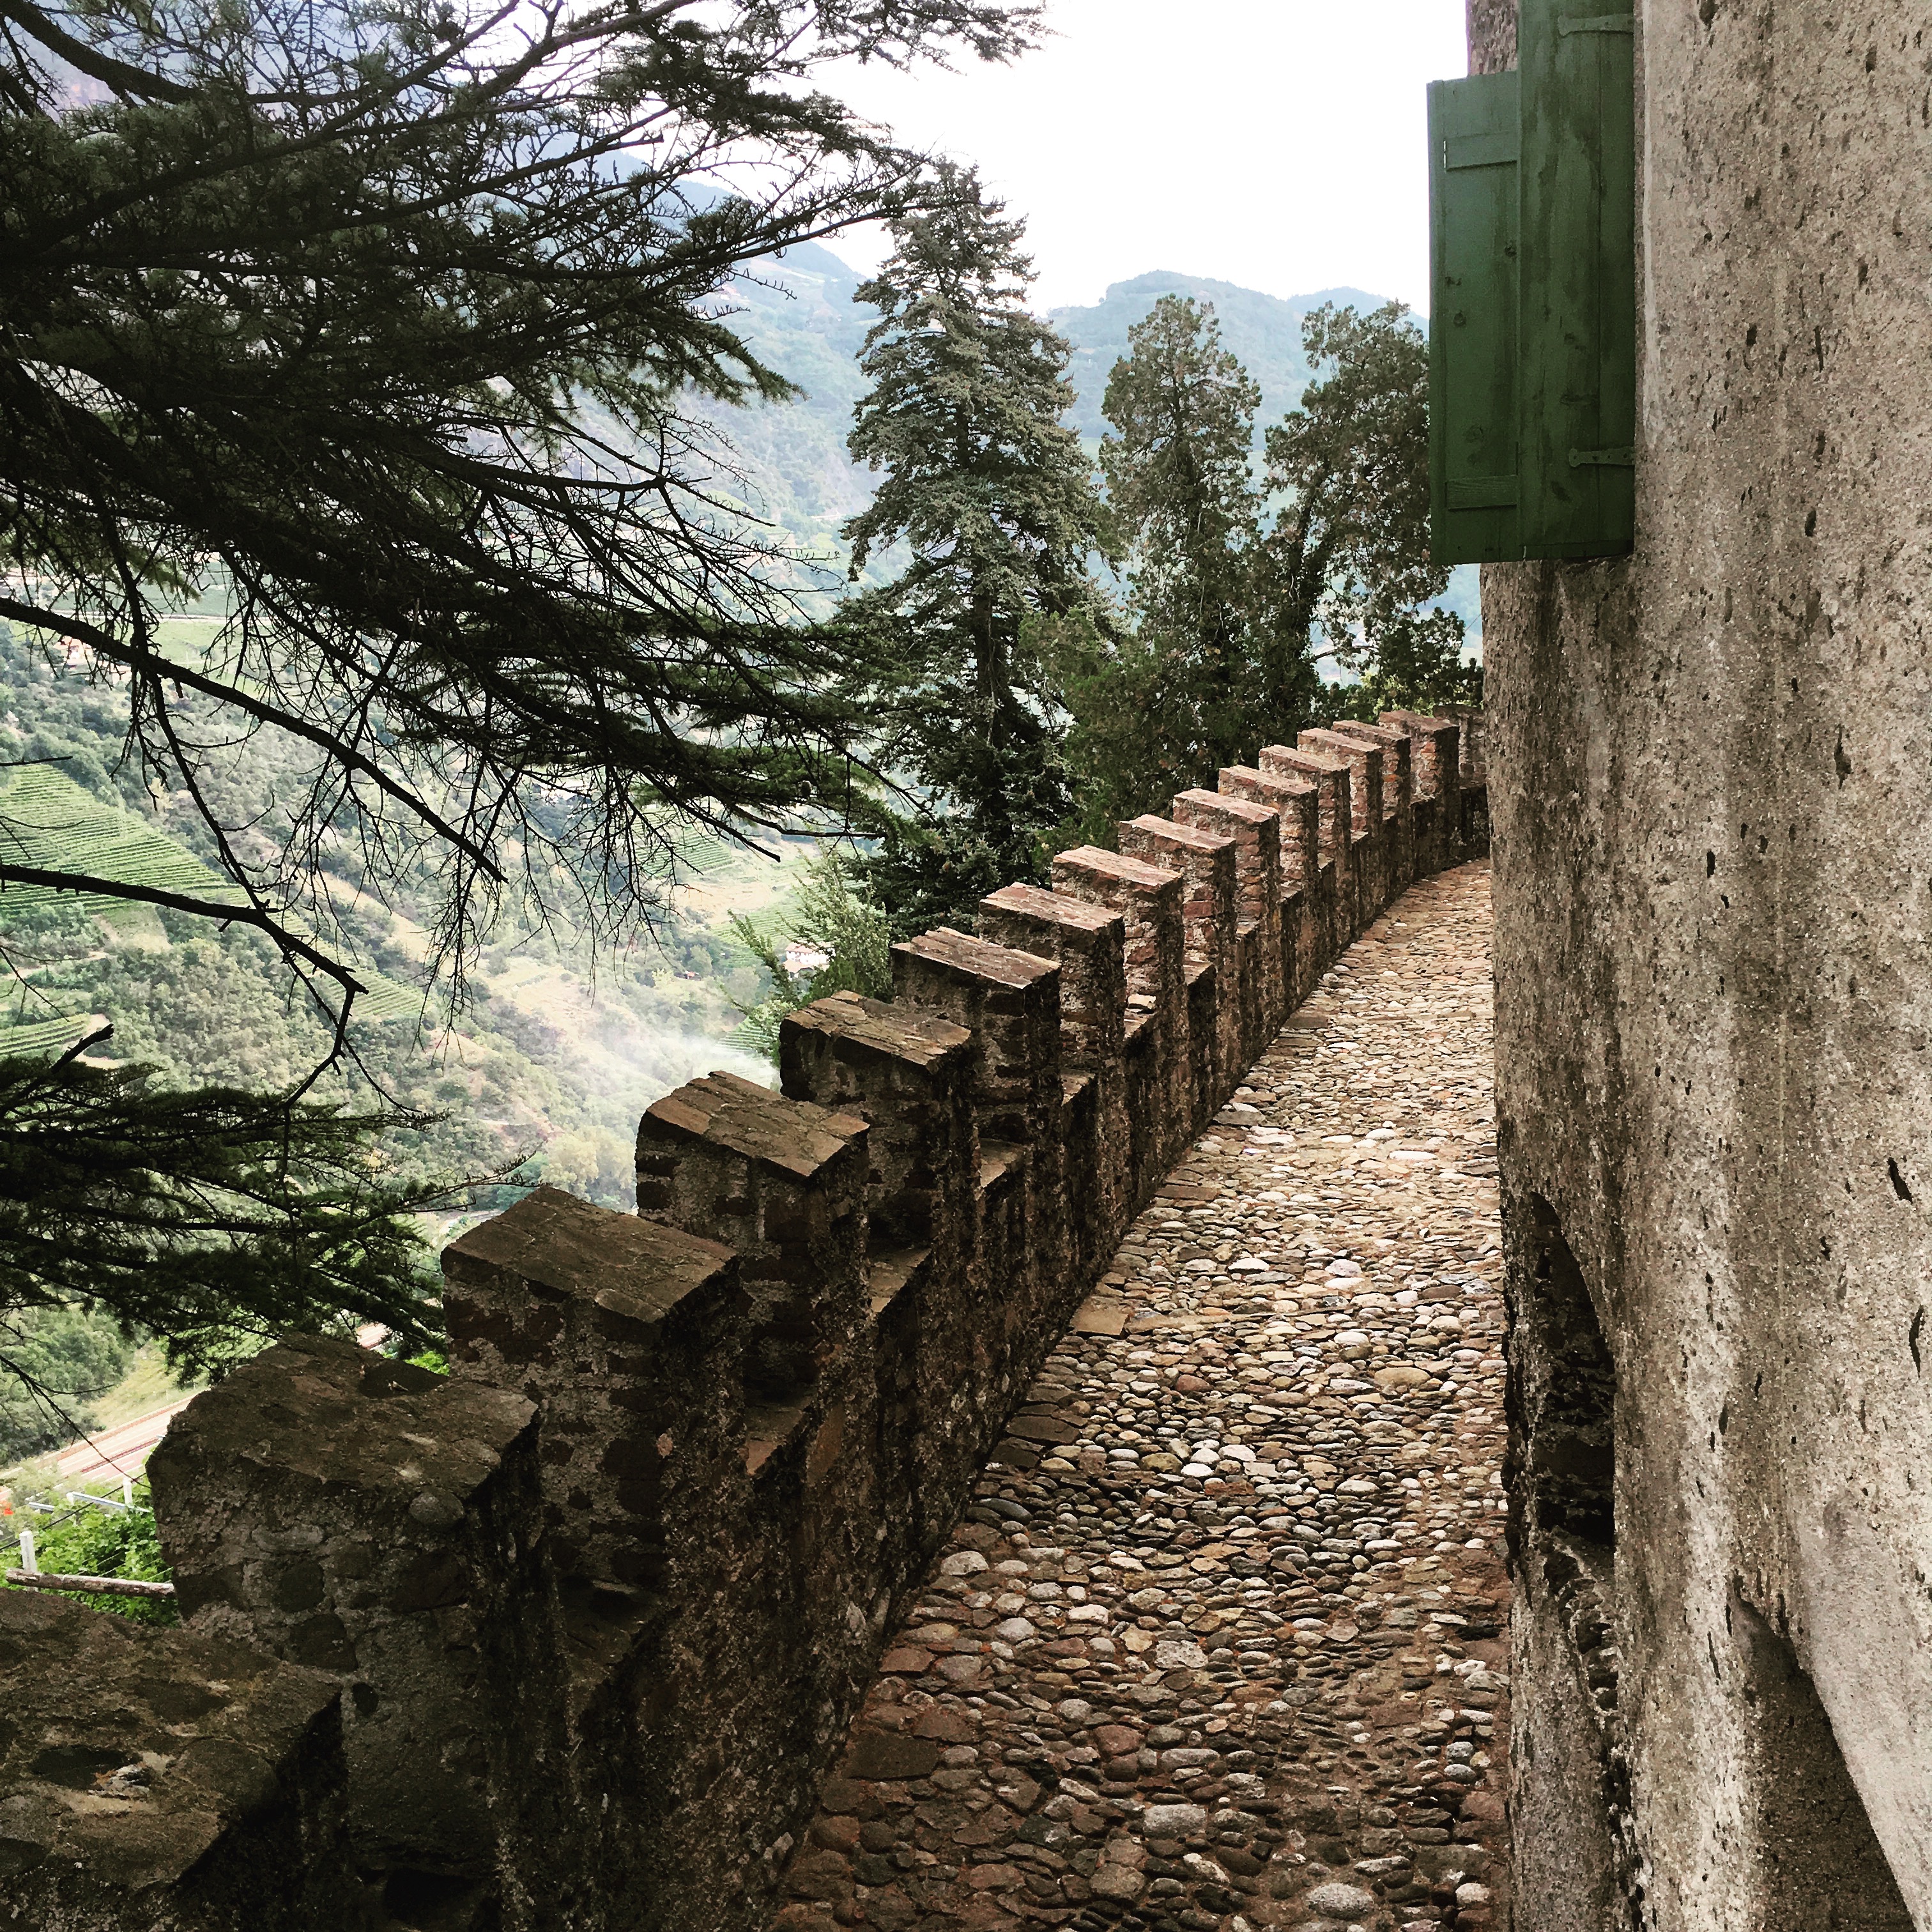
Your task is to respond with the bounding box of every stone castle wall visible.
[3,716,1487,1932]
[1474,0,1932,1926]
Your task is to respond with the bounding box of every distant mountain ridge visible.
[1048,270,1392,444]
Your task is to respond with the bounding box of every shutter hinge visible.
[1568,447,1636,468]
[1558,13,1634,31]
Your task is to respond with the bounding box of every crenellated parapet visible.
[7,712,1484,1932]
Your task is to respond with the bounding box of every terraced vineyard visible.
[0,764,236,915]
[0,1009,106,1056]
[0,767,420,1036]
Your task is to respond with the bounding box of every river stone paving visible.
[769,860,1506,1932]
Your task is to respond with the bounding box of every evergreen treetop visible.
[1056,295,1261,835]
[846,163,1110,654]
[1100,293,1262,665]
[1257,300,1464,713]
[841,166,1110,931]
[1060,293,1468,836]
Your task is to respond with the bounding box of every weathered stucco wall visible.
[1480,1,1932,1926]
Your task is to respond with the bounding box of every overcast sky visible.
[825,0,1470,315]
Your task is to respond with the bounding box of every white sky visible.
[825,0,1471,314]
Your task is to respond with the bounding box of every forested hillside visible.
[703,243,877,554]
[0,610,800,1463]
[0,623,779,1221]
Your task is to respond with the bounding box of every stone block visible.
[635,1070,869,1404]
[1335,718,1416,897]
[1254,749,1354,946]
[1299,728,1388,924]
[889,926,1063,1284]
[1334,718,1413,814]
[891,928,1067,1438]
[890,929,1062,1153]
[443,1184,742,1593]
[1381,710,1461,802]
[632,1074,886,1837]
[443,1188,765,1932]
[1277,882,1308,1011]
[977,884,1125,1071]
[1381,710,1464,875]
[977,884,1128,1273]
[780,992,977,1257]
[1218,766,1329,1006]
[0,1589,353,1932]
[780,992,979,1572]
[1054,1062,1107,1282]
[1173,788,1285,1049]
[1050,846,1189,1175]
[1441,702,1483,777]
[149,1335,560,1903]
[1119,814,1239,1108]
[1298,728,1384,833]
[1217,764,1321,889]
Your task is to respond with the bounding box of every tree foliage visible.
[841,166,1110,931]
[0,1477,174,1624]
[1255,300,1464,709]
[0,1301,132,1460]
[0,1036,450,1373]
[0,0,1041,1025]
[728,847,891,1061]
[1060,295,1469,838]
[1059,295,1259,836]
[0,0,1036,1385]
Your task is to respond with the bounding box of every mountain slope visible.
[717,250,1400,564]
[703,241,877,555]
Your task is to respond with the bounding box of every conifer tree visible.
[842,166,1110,931]
[0,1042,448,1387]
[1059,296,1468,836]
[1059,295,1261,836]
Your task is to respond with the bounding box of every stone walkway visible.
[770,861,1506,1932]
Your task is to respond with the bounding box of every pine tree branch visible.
[0,600,502,880]
[0,866,364,1002]
[0,0,195,101]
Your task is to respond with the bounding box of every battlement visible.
[5,713,1485,1932]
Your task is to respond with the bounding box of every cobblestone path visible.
[771,861,1505,1932]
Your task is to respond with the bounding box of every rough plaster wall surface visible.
[1478,0,1932,1926]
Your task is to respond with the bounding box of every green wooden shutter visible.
[1429,71,1521,565]
[1426,5,1635,562]
[1517,1,1636,556]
